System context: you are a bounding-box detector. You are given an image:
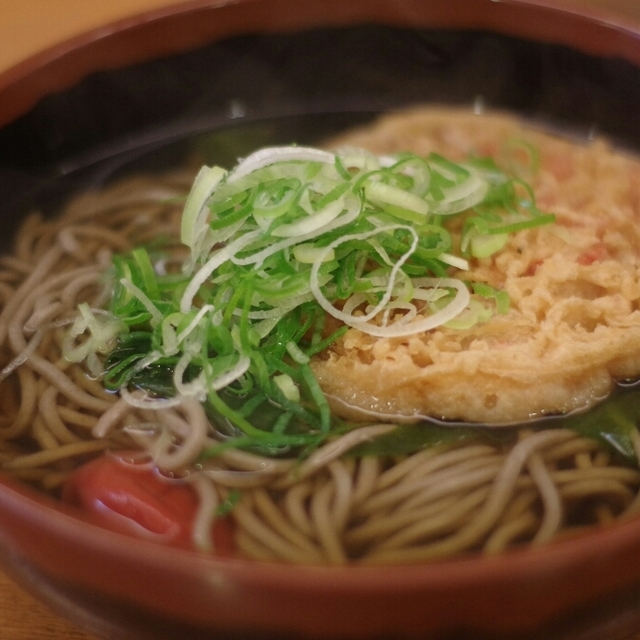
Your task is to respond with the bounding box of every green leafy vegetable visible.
[540,384,640,460]
[349,422,482,457]
[350,383,640,462]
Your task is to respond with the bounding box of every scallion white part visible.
[180,230,262,313]
[439,253,470,271]
[271,197,345,238]
[364,181,430,218]
[180,165,227,247]
[230,197,361,268]
[274,373,301,402]
[226,146,335,183]
[470,233,509,258]
[309,224,421,332]
[292,244,335,264]
[119,279,164,325]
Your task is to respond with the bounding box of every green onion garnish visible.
[70,144,555,452]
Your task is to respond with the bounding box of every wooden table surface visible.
[2,0,640,638]
[0,571,99,640]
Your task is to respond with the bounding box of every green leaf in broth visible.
[348,422,482,457]
[349,383,640,461]
[547,384,640,460]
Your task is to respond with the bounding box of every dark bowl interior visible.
[2,2,640,639]
[2,19,640,241]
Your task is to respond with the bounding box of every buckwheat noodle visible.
[1,154,639,566]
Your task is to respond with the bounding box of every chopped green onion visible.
[472,282,511,314]
[181,165,227,247]
[73,142,554,457]
[273,374,301,403]
[470,233,509,258]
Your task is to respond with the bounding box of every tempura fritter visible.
[312,108,640,424]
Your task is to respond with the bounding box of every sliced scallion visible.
[81,142,555,455]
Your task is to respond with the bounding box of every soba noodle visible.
[1,110,640,565]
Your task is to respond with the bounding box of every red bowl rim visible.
[1,0,640,128]
[1,0,640,635]
[2,465,640,636]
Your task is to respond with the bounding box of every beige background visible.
[1,0,640,75]
[1,0,640,639]
[0,0,181,74]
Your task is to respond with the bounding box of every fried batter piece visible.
[312,108,640,424]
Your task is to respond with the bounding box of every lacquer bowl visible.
[1,1,640,639]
